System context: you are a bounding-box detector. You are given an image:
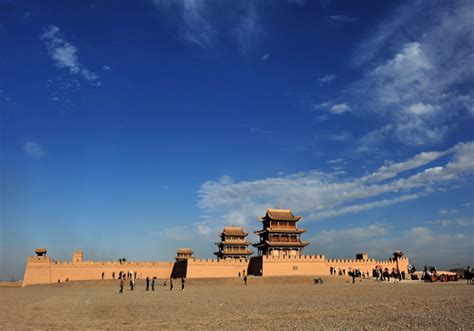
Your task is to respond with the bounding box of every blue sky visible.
[1,0,473,280]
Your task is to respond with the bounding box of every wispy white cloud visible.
[23,141,47,158]
[261,53,269,61]
[40,25,100,85]
[233,2,262,52]
[425,217,473,227]
[347,0,474,147]
[311,194,419,220]
[326,131,351,142]
[152,0,262,51]
[313,101,350,115]
[318,74,336,84]
[438,209,459,215]
[327,158,345,165]
[329,103,350,114]
[327,15,358,23]
[311,224,473,268]
[197,141,474,233]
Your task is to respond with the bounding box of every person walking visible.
[151,277,155,291]
[170,277,173,291]
[146,276,150,291]
[352,270,356,284]
[130,279,134,291]
[102,272,104,280]
[244,275,248,285]
[119,278,124,294]
[181,277,185,291]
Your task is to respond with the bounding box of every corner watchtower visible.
[34,248,47,261]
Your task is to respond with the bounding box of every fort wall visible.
[22,252,410,286]
[262,255,410,277]
[262,255,328,276]
[185,258,249,278]
[22,257,173,287]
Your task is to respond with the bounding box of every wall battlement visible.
[50,260,174,267]
[188,258,249,265]
[263,254,326,262]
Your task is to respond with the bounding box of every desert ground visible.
[1,276,472,330]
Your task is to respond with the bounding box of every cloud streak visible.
[23,141,47,158]
[41,25,100,85]
[346,0,474,147]
[197,141,474,230]
[152,0,262,51]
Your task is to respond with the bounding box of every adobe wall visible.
[262,255,410,277]
[22,258,173,287]
[22,253,410,286]
[23,256,53,286]
[326,257,410,275]
[262,255,328,276]
[185,258,249,278]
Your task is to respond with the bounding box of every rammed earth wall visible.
[22,253,410,287]
[22,256,173,287]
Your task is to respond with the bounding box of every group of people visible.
[372,267,405,282]
[119,276,186,294]
[330,266,406,282]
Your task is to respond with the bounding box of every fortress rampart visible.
[260,255,409,277]
[22,250,410,287]
[22,253,174,287]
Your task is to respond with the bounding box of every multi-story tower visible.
[254,208,309,256]
[214,227,252,260]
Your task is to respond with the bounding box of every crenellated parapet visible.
[188,258,249,266]
[263,254,326,261]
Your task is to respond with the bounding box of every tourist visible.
[130,279,134,291]
[181,277,185,291]
[352,270,356,284]
[146,276,150,291]
[112,272,115,279]
[465,266,472,285]
[244,275,247,285]
[151,277,155,291]
[119,278,124,294]
[170,277,173,291]
[102,272,104,280]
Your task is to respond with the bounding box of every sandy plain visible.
[1,276,472,330]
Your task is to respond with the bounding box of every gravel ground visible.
[1,277,472,330]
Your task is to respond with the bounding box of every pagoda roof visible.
[215,241,251,246]
[253,240,309,248]
[177,248,193,254]
[35,248,47,254]
[258,209,301,222]
[254,228,306,235]
[221,226,248,236]
[214,250,253,256]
